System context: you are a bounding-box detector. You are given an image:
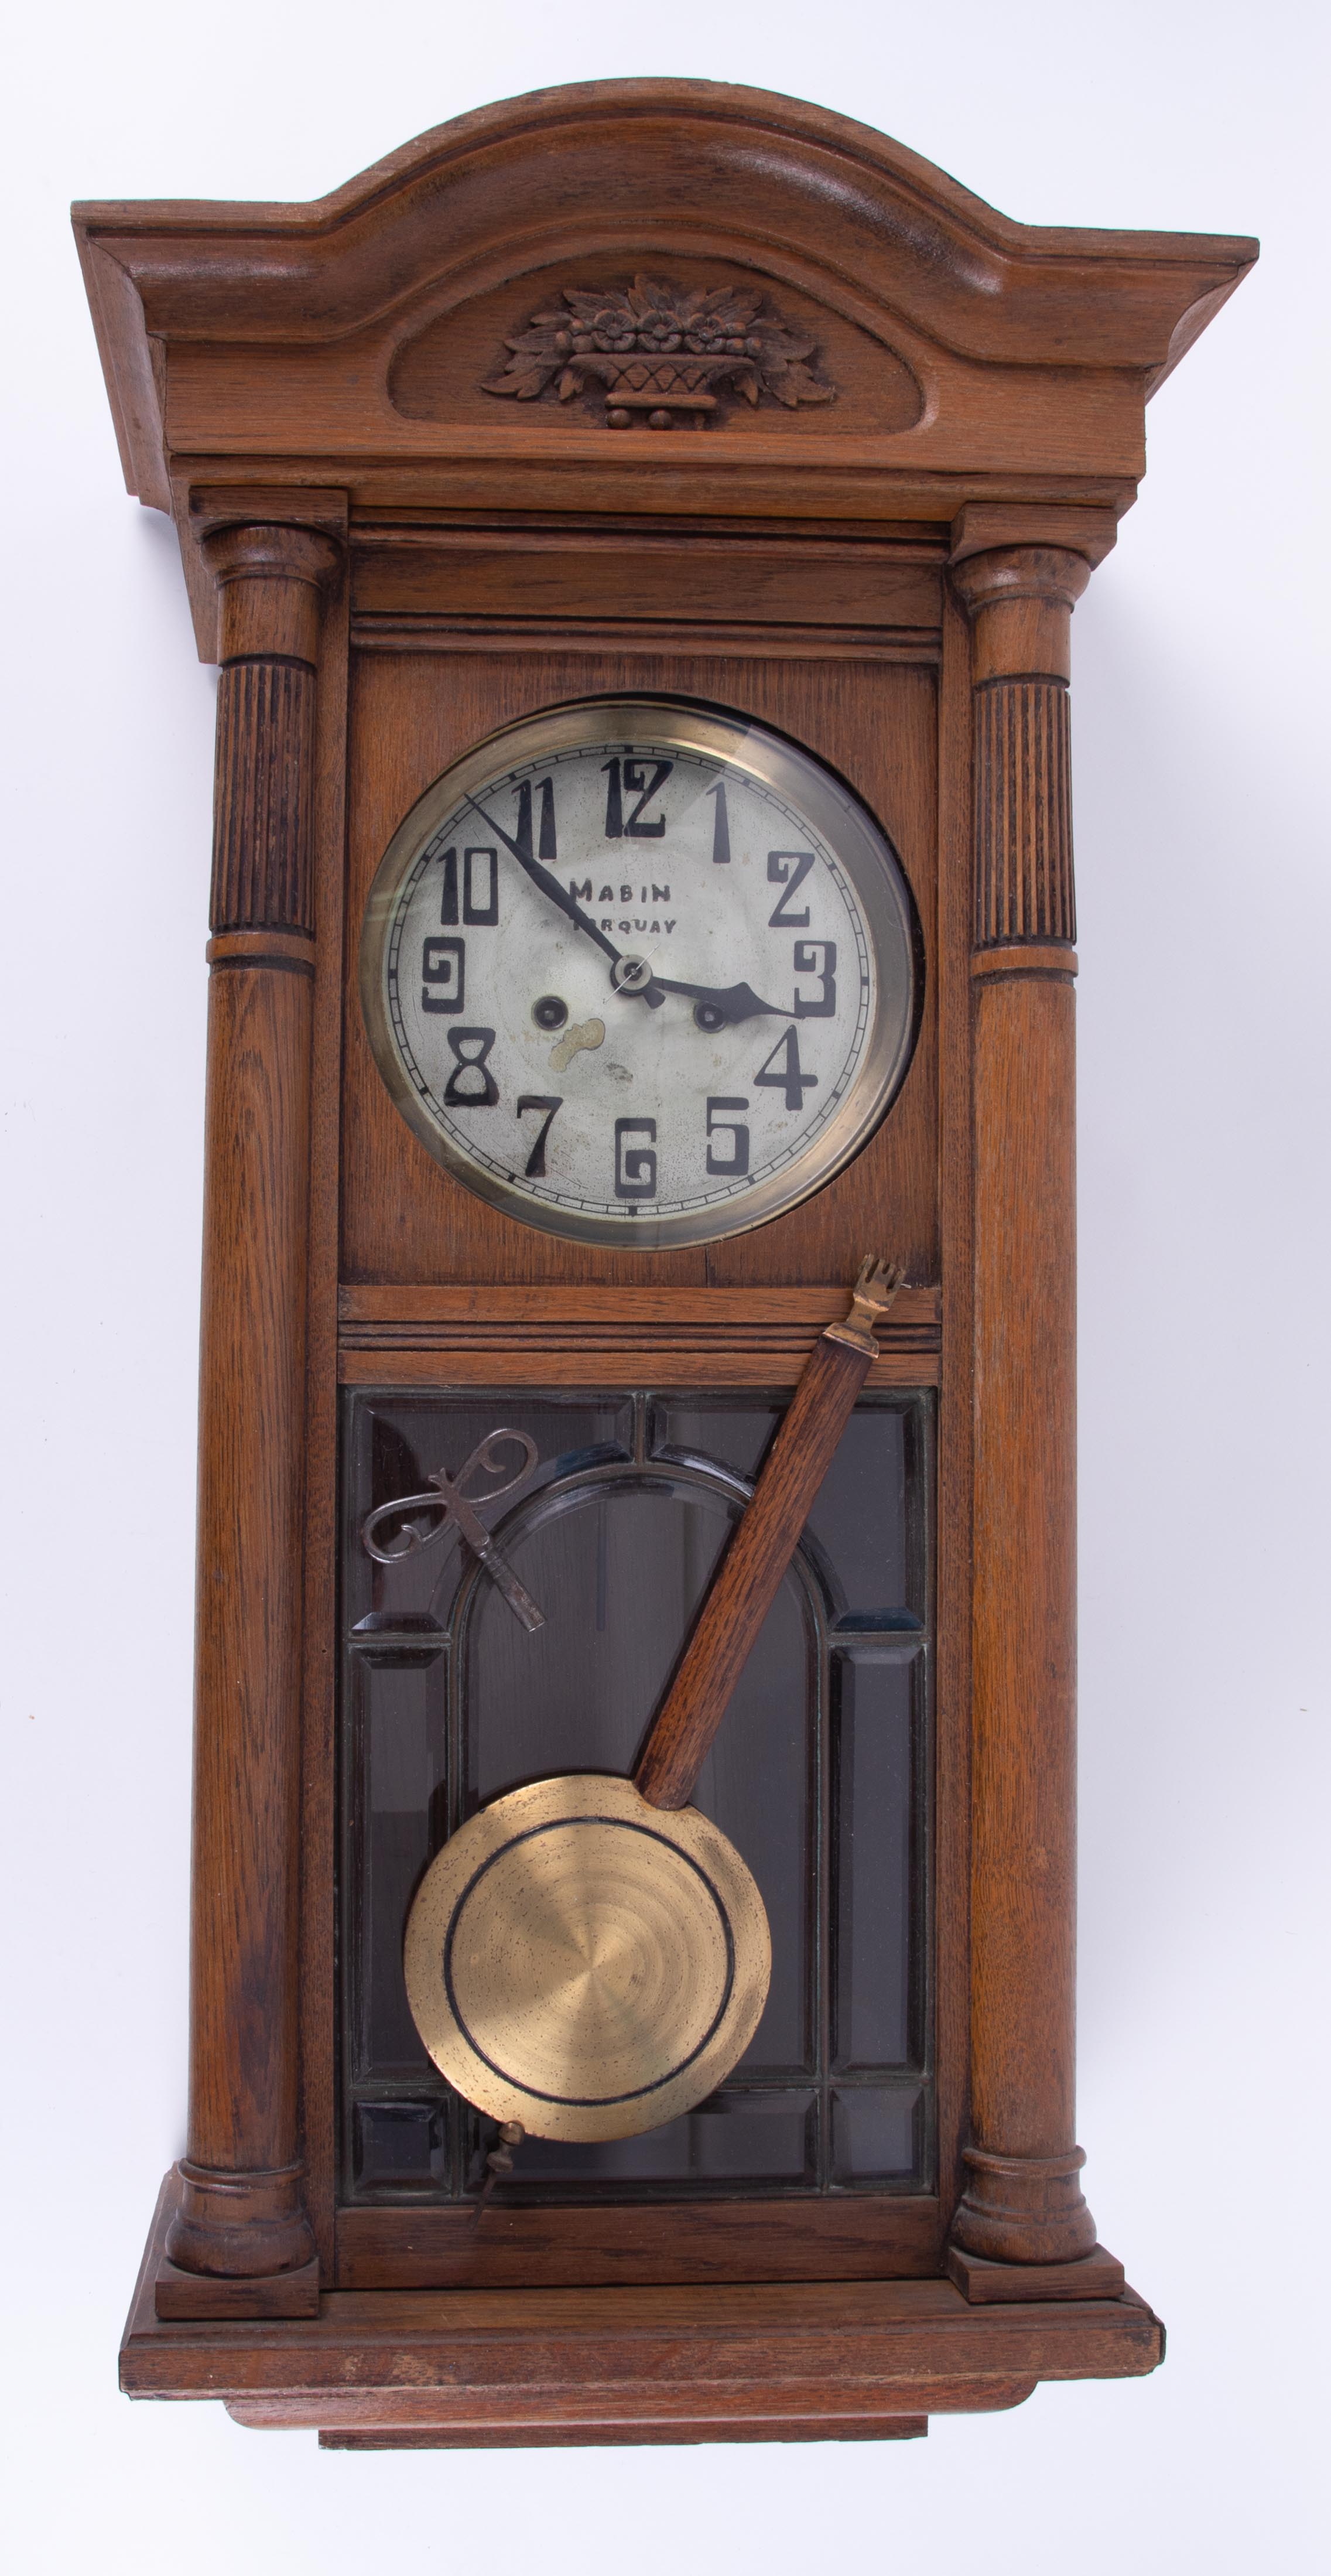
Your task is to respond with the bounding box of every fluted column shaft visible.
[165,524,339,2283]
[950,544,1099,2264]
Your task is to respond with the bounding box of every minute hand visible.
[461,794,663,1005]
[648,976,793,1026]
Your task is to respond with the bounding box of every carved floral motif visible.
[482,275,836,428]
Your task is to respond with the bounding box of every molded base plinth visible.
[122,2172,1164,2450]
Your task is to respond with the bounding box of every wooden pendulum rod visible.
[634,1256,903,1812]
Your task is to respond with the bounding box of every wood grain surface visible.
[335,2194,945,2291]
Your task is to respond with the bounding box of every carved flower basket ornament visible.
[483,275,836,428]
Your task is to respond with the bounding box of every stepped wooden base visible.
[122,2174,1162,2449]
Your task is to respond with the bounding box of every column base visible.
[946,2242,1125,2304]
[163,2157,317,2280]
[950,2145,1097,2264]
[155,2250,321,2321]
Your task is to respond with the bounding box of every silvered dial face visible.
[361,700,919,1249]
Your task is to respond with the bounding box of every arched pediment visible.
[72,79,1256,551]
[77,80,1253,364]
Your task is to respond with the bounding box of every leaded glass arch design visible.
[340,1388,932,2202]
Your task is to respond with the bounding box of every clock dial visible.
[361,699,919,1247]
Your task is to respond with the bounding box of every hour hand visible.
[649,976,793,1028]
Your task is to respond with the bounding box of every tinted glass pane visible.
[477,2091,815,2187]
[355,2100,446,2191]
[805,1406,908,1615]
[656,1399,910,1616]
[353,1649,446,2076]
[831,2085,920,2182]
[655,1400,781,1484]
[466,1481,730,1796]
[833,1654,913,2069]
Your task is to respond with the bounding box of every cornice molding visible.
[73,80,1256,514]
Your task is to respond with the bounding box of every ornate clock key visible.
[402,1258,902,2143]
[360,1427,546,1632]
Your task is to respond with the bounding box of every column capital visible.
[202,522,341,665]
[950,545,1093,685]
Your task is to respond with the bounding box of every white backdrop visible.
[4,5,1327,2567]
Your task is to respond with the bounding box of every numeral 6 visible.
[614,1117,658,1200]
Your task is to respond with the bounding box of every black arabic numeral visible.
[705,1096,750,1177]
[604,755,673,839]
[421,935,464,1013]
[767,849,814,927]
[462,846,499,924]
[792,938,837,1017]
[438,848,459,924]
[511,773,559,869]
[516,1094,563,1177]
[614,1116,658,1199]
[707,778,731,863]
[536,778,557,863]
[754,1026,817,1112]
[624,758,672,835]
[443,1027,499,1106]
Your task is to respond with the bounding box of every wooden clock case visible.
[74,80,1254,2448]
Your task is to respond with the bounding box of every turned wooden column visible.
[165,524,339,2281]
[950,544,1099,2264]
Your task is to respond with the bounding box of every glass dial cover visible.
[360,698,920,1249]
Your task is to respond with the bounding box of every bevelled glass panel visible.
[344,1395,633,1631]
[474,2090,816,2188]
[355,2099,446,2191]
[805,1405,908,1615]
[465,1478,812,2070]
[656,1397,910,1617]
[830,2085,921,2182]
[654,1400,781,1484]
[833,1653,913,2070]
[353,1648,446,2076]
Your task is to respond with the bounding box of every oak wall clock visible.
[76,80,1255,2448]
